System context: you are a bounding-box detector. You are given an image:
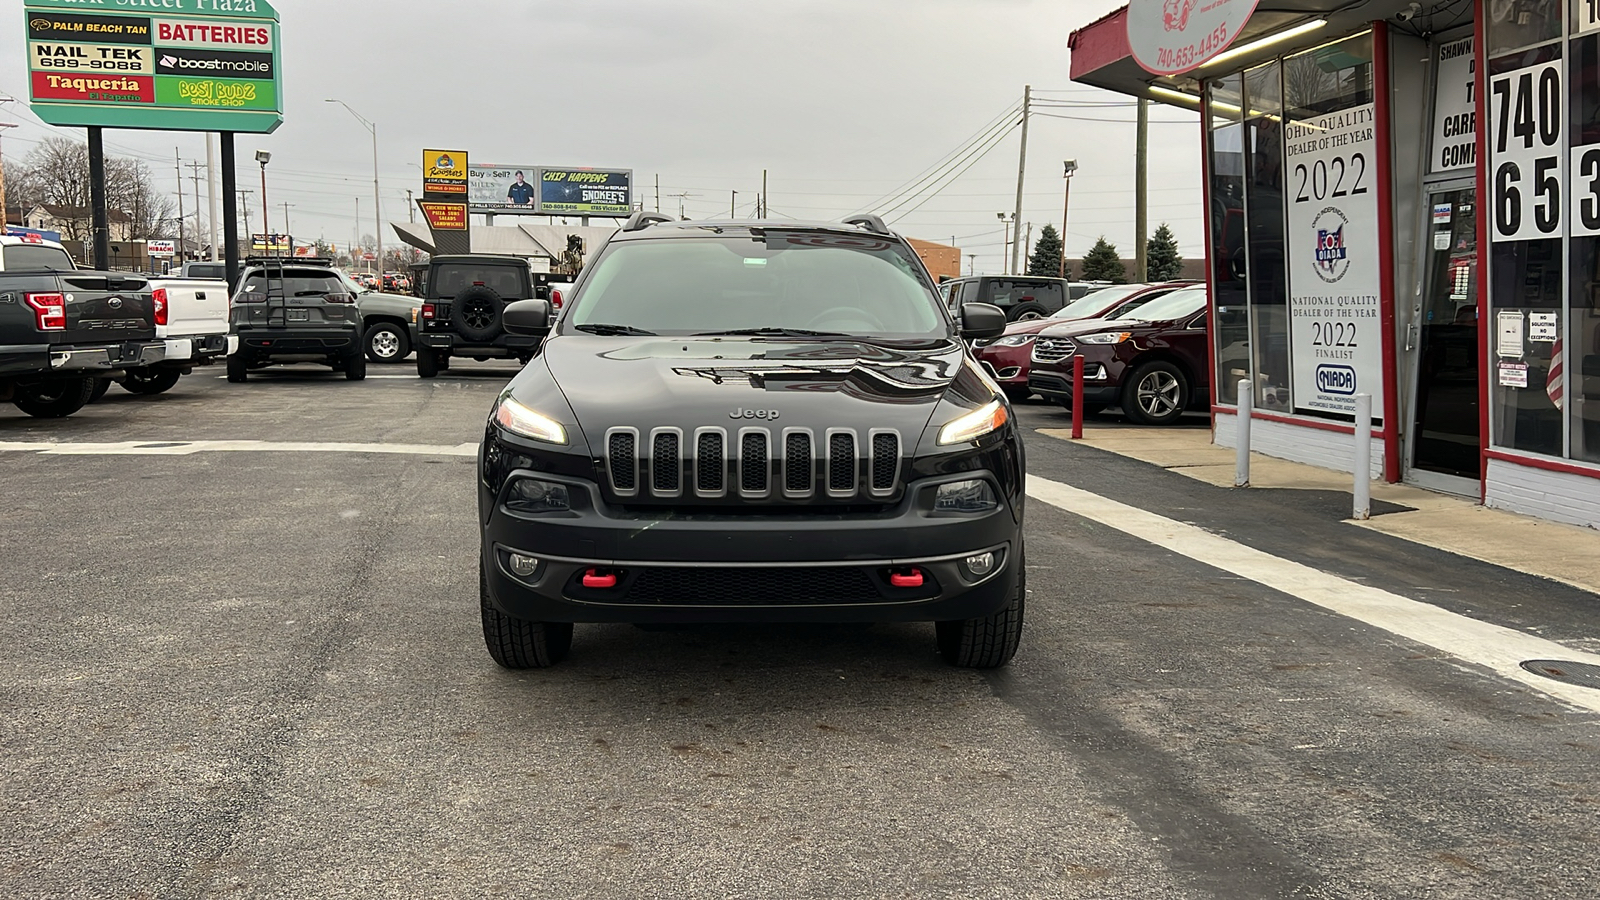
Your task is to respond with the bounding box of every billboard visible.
[422,149,468,199]
[418,201,468,231]
[147,239,175,257]
[24,0,282,134]
[250,233,291,254]
[468,164,540,214]
[539,167,633,217]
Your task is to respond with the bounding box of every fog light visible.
[508,553,540,577]
[506,478,570,513]
[934,479,997,513]
[964,552,995,576]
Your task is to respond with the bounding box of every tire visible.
[1008,303,1047,322]
[452,285,504,342]
[120,369,182,395]
[13,378,95,418]
[88,377,113,403]
[364,322,410,363]
[1003,385,1033,403]
[480,560,572,668]
[417,348,440,379]
[344,351,367,381]
[226,354,248,383]
[936,545,1025,668]
[1121,360,1189,426]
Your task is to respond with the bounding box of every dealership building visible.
[1069,0,1600,527]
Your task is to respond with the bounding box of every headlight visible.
[992,334,1035,347]
[1078,331,1131,345]
[937,399,1008,445]
[505,477,571,513]
[494,395,568,444]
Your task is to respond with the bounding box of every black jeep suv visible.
[226,258,365,382]
[416,254,547,377]
[476,213,1026,669]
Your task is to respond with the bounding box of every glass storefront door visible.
[1408,186,1481,485]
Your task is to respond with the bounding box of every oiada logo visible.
[729,408,780,420]
[1311,206,1351,283]
[1315,364,1357,395]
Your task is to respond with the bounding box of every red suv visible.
[1026,285,1209,425]
[974,282,1196,402]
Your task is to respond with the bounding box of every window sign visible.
[1431,37,1478,172]
[1570,142,1600,234]
[1578,0,1600,36]
[1284,102,1385,418]
[1489,59,1565,242]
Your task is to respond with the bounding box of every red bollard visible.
[1071,355,1085,440]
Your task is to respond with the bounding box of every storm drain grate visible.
[1519,660,1600,690]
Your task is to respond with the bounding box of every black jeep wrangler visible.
[476,213,1026,669]
[416,254,555,377]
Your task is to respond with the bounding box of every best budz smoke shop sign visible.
[1284,103,1384,419]
[24,0,282,133]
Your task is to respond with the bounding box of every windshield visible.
[1049,283,1148,319]
[239,270,346,297]
[4,245,75,271]
[566,233,946,339]
[434,263,525,298]
[1121,288,1206,322]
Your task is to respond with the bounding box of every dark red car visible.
[974,282,1195,402]
[1026,285,1210,425]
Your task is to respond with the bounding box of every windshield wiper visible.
[694,327,851,337]
[574,323,656,336]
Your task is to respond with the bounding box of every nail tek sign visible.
[24,0,282,133]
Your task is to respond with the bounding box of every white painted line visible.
[1026,474,1600,713]
[0,440,477,457]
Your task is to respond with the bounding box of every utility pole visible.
[174,149,186,264]
[237,188,253,244]
[1135,98,1149,282]
[406,189,415,223]
[655,173,660,212]
[730,190,737,218]
[206,133,219,261]
[1023,222,1032,274]
[761,169,767,218]
[0,97,15,236]
[1011,84,1031,276]
[674,191,693,220]
[282,201,293,255]
[967,253,977,276]
[185,161,205,257]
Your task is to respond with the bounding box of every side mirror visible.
[960,302,1007,340]
[503,299,552,335]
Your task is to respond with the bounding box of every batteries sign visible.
[23,0,281,133]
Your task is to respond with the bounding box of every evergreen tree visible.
[1026,224,1064,277]
[1081,236,1126,283]
[1146,223,1184,281]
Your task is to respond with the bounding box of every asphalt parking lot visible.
[2,365,1597,898]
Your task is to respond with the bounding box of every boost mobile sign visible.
[1283,103,1384,420]
[23,0,282,134]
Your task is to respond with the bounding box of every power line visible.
[875,115,1022,220]
[858,100,1021,215]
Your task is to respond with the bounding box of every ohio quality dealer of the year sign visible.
[23,0,282,134]
[1284,102,1385,420]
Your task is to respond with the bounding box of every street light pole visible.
[254,150,270,254]
[327,99,380,274]
[1059,160,1077,279]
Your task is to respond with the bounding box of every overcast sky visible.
[2,0,1204,275]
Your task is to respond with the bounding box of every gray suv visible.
[226,258,366,382]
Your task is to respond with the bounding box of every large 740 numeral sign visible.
[1490,61,1563,242]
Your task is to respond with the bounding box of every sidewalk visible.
[1037,424,1600,597]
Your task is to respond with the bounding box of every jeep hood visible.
[529,335,977,445]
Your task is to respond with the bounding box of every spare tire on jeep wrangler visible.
[452,285,504,343]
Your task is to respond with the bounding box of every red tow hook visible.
[888,568,924,588]
[582,568,618,589]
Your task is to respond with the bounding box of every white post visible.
[1353,393,1372,520]
[206,133,219,261]
[1235,379,1252,488]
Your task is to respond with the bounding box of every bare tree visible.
[14,137,171,241]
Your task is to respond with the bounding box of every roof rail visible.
[622,211,676,232]
[841,214,892,236]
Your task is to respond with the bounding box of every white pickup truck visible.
[104,275,233,395]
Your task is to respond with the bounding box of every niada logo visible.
[1312,206,1351,283]
[729,408,780,420]
[1315,364,1357,395]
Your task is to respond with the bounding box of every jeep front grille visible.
[605,426,900,501]
[1032,336,1077,364]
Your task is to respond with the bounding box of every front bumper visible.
[481,469,1021,624]
[0,341,166,379]
[1028,361,1118,406]
[976,345,1032,383]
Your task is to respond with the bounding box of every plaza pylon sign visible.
[24,0,282,133]
[1125,0,1259,76]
